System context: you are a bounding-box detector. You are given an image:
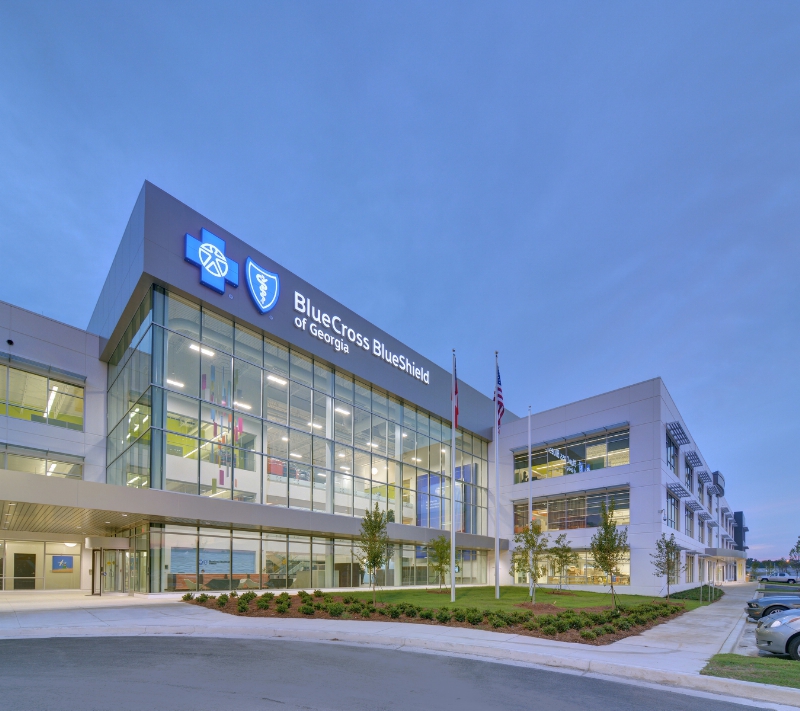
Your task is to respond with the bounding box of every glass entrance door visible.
[92,549,102,595]
[102,550,127,593]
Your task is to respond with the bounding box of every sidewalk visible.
[1,583,796,708]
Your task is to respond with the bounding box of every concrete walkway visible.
[0,583,796,708]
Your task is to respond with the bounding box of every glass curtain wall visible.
[513,489,630,533]
[0,363,84,430]
[109,288,489,533]
[145,524,488,592]
[513,429,629,483]
[0,540,82,590]
[0,444,82,479]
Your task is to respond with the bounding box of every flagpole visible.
[494,350,500,600]
[450,349,457,604]
[528,405,533,600]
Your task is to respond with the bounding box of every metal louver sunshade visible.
[667,422,691,446]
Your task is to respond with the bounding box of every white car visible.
[760,573,799,584]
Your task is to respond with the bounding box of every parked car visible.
[745,595,800,620]
[756,609,800,660]
[759,573,798,584]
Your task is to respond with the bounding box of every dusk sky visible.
[0,3,797,559]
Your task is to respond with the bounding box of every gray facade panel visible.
[92,182,506,434]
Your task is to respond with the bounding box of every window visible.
[513,428,630,483]
[1,366,84,431]
[686,555,695,584]
[684,507,694,538]
[666,493,679,530]
[513,489,629,533]
[698,522,704,544]
[121,289,489,533]
[1,446,82,479]
[685,464,693,490]
[665,432,677,472]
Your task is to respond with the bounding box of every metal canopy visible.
[697,470,712,484]
[684,451,703,468]
[706,520,719,528]
[698,511,712,521]
[666,482,690,498]
[720,506,731,515]
[706,484,721,496]
[667,422,691,446]
[685,499,704,513]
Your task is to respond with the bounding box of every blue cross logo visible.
[185,229,239,294]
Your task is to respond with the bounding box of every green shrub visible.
[601,624,616,635]
[240,591,257,603]
[568,617,586,630]
[313,589,324,598]
[182,592,194,601]
[237,599,249,613]
[260,592,275,601]
[342,595,355,605]
[436,609,452,624]
[217,594,229,607]
[538,614,557,627]
[360,608,372,618]
[313,602,325,611]
[324,594,333,603]
[404,606,417,618]
[350,602,363,614]
[299,603,315,615]
[256,598,270,610]
[230,590,238,598]
[389,607,402,619]
[488,614,506,629]
[541,625,557,636]
[523,620,539,631]
[616,619,631,631]
[275,602,289,614]
[580,629,597,640]
[466,610,484,625]
[196,593,209,603]
[420,609,434,620]
[298,591,312,602]
[328,603,345,617]
[554,619,570,633]
[452,609,467,623]
[276,592,290,603]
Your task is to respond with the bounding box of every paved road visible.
[0,637,771,711]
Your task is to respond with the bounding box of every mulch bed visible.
[184,592,688,646]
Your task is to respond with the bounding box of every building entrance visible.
[91,549,129,595]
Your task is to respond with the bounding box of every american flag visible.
[494,360,504,432]
[452,353,459,429]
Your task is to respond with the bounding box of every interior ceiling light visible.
[267,375,287,385]
[166,379,185,388]
[233,401,252,410]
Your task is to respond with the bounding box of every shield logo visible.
[245,257,280,314]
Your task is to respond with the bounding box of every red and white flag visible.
[451,351,459,429]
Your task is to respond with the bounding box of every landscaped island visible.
[182,585,720,646]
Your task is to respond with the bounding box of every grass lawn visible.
[701,654,800,689]
[350,585,707,612]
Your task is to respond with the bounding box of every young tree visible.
[589,500,629,608]
[549,533,579,591]
[509,521,550,603]
[356,502,389,605]
[428,534,451,592]
[790,539,800,576]
[650,533,685,599]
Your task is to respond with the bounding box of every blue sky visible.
[0,2,798,558]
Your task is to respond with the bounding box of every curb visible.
[1,623,799,707]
